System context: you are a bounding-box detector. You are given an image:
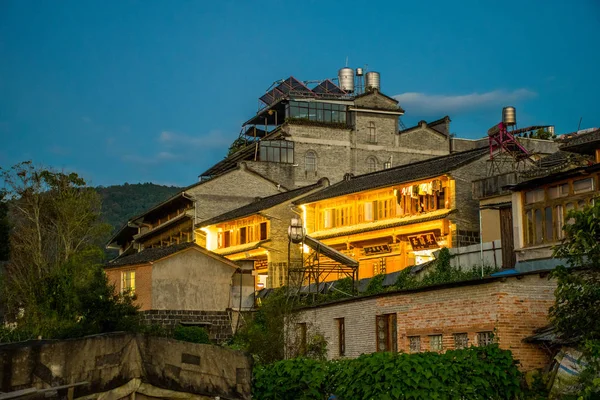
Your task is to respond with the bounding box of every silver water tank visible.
[502,106,517,126]
[356,67,364,76]
[338,67,355,92]
[365,71,381,91]
[547,126,555,135]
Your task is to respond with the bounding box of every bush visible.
[173,325,210,344]
[253,345,525,400]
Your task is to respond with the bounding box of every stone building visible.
[474,127,599,271]
[200,75,476,189]
[293,147,506,281]
[104,242,247,341]
[106,163,285,256]
[196,179,329,289]
[291,271,555,372]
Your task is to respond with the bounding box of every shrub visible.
[173,325,210,344]
[253,345,525,400]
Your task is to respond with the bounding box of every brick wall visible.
[293,273,555,371]
[105,264,152,311]
[142,310,233,342]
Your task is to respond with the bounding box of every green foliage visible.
[551,201,600,398]
[0,162,142,342]
[253,345,525,400]
[227,137,249,156]
[364,273,385,295]
[173,325,211,344]
[0,191,9,262]
[95,182,181,234]
[395,248,500,291]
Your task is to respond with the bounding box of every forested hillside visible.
[96,183,182,234]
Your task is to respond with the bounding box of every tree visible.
[227,137,248,156]
[551,200,600,398]
[0,162,139,340]
[0,190,9,262]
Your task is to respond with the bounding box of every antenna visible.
[577,117,583,131]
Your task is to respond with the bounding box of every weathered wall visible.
[152,248,235,311]
[105,264,153,311]
[397,127,449,153]
[141,310,232,342]
[191,165,283,222]
[0,333,251,399]
[294,273,555,371]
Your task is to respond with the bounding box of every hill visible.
[96,183,182,234]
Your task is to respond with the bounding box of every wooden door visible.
[499,207,516,269]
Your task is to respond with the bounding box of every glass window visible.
[429,335,443,351]
[409,336,421,353]
[544,207,553,243]
[526,209,534,245]
[384,161,391,169]
[573,178,594,194]
[376,314,397,352]
[367,122,377,143]
[548,183,570,199]
[122,270,135,293]
[259,141,294,164]
[305,151,317,172]
[477,331,494,346]
[535,209,543,244]
[525,189,544,204]
[555,205,565,240]
[364,202,374,222]
[259,222,268,240]
[454,333,468,349]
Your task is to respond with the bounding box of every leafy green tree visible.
[0,190,9,262]
[551,200,600,398]
[0,162,139,341]
[227,137,248,156]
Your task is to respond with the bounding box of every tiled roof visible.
[559,128,600,154]
[106,242,197,267]
[197,180,327,227]
[295,147,488,204]
[105,242,238,269]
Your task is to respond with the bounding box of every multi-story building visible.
[293,147,502,281]
[196,180,330,289]
[200,71,474,189]
[106,163,285,256]
[474,128,599,271]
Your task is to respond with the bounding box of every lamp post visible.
[287,216,305,288]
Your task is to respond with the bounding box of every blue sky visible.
[1,0,598,187]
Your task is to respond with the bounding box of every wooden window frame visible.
[336,318,345,357]
[376,313,397,352]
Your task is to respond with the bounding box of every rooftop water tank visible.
[365,71,380,91]
[338,67,354,92]
[502,106,517,126]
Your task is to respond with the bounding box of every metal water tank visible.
[365,71,381,91]
[356,67,364,76]
[338,67,355,92]
[502,106,517,126]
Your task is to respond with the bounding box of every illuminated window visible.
[429,335,443,351]
[122,270,135,293]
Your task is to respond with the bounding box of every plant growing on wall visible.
[551,200,600,398]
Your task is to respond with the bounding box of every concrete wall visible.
[152,248,236,311]
[0,333,251,399]
[449,240,503,270]
[293,273,555,371]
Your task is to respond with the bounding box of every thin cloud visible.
[394,89,537,116]
[159,130,231,148]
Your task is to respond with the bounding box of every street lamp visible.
[287,216,304,243]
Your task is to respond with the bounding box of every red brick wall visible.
[295,273,556,371]
[105,264,153,311]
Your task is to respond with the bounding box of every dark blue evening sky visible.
[1,0,599,186]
